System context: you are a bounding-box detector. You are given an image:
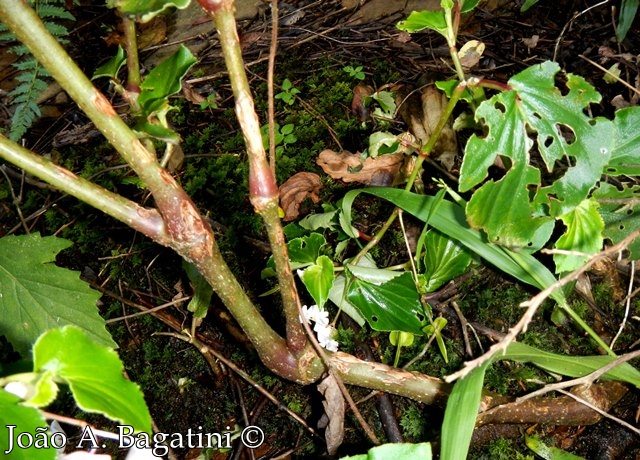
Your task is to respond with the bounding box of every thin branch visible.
[267,0,279,175]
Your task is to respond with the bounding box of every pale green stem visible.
[0,135,167,242]
[209,2,308,352]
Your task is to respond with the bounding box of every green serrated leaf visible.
[110,0,191,22]
[298,210,338,231]
[347,271,426,334]
[397,9,447,35]
[0,390,53,460]
[92,45,126,80]
[422,229,473,291]
[0,234,116,356]
[372,91,396,116]
[607,106,640,176]
[299,256,334,309]
[553,198,604,273]
[183,260,212,319]
[138,45,196,115]
[592,183,640,259]
[34,326,152,434]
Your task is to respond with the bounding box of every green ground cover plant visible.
[0,0,639,458]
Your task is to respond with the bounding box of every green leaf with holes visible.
[460,61,614,250]
[347,271,426,334]
[593,183,640,259]
[0,233,115,357]
[553,198,604,273]
[607,106,640,176]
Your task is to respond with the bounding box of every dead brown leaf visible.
[317,374,345,456]
[396,82,458,170]
[317,149,408,186]
[279,172,323,221]
[351,83,374,122]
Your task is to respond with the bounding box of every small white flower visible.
[4,381,29,399]
[300,305,339,351]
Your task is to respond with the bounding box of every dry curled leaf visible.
[317,374,345,456]
[317,149,409,186]
[396,82,458,170]
[278,172,322,221]
[459,39,485,69]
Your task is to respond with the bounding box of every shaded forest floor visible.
[1,0,640,458]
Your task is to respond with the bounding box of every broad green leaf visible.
[26,370,57,407]
[371,91,396,118]
[617,0,639,42]
[503,342,640,387]
[33,326,152,434]
[347,271,426,334]
[183,260,212,319]
[299,255,334,309]
[341,442,432,460]
[593,183,640,259]
[422,229,473,291]
[328,275,366,326]
[440,362,490,460]
[108,0,191,22]
[553,198,604,273]
[92,45,126,80]
[0,233,115,356]
[389,330,414,347]
[0,390,52,460]
[461,0,481,13]
[138,45,197,115]
[367,131,400,158]
[288,232,328,269]
[341,188,567,306]
[298,210,338,231]
[133,119,181,144]
[607,106,640,176]
[526,434,585,460]
[397,10,447,35]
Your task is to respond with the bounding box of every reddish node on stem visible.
[196,0,224,13]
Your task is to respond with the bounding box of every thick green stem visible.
[205,0,308,352]
[0,135,167,242]
[0,0,318,382]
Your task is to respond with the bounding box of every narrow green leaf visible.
[616,0,639,42]
[0,390,53,460]
[440,362,490,460]
[341,188,567,306]
[299,255,334,309]
[553,198,604,273]
[33,327,152,434]
[503,342,640,387]
[341,442,432,460]
[0,234,116,356]
[526,434,585,460]
[138,45,196,115]
[520,0,540,11]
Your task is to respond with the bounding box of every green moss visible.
[400,403,426,440]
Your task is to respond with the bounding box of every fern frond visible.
[37,4,75,21]
[10,101,41,142]
[44,22,70,39]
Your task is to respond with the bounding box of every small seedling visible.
[260,122,297,157]
[343,65,365,80]
[199,93,219,110]
[275,78,300,105]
